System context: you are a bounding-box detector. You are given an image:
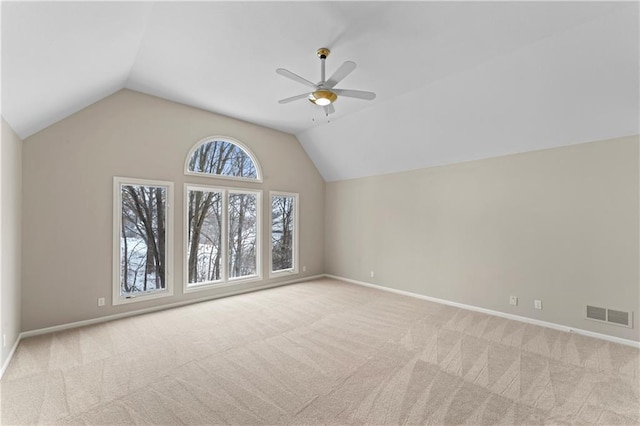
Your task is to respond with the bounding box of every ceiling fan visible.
[276,48,376,115]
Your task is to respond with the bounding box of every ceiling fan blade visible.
[276,68,317,89]
[278,93,311,104]
[334,89,376,101]
[323,104,335,115]
[325,61,356,88]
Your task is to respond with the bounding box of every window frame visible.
[184,135,264,183]
[183,184,262,294]
[269,191,299,278]
[183,184,226,292]
[112,176,174,306]
[227,188,262,283]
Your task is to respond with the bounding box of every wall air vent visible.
[586,305,607,322]
[607,309,631,327]
[585,305,632,328]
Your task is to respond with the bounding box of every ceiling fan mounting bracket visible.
[317,48,330,59]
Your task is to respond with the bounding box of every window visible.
[113,177,173,305]
[186,186,224,286]
[185,185,261,292]
[228,190,259,279]
[185,137,262,182]
[270,192,298,276]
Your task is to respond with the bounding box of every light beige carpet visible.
[1,278,638,425]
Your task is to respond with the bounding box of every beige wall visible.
[325,136,639,342]
[22,89,325,331]
[1,118,23,366]
[16,88,640,343]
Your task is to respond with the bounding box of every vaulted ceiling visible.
[2,1,638,181]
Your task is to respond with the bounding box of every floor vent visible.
[585,305,632,328]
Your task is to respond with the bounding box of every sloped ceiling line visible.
[123,3,157,89]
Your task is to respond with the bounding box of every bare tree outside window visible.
[188,140,257,179]
[272,195,296,272]
[229,193,258,278]
[187,189,223,284]
[120,184,167,295]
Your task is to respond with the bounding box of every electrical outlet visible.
[509,296,518,306]
[97,297,105,307]
[302,266,306,272]
[370,271,375,278]
[2,334,6,348]
[534,300,542,310]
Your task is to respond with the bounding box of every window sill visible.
[113,289,173,306]
[269,269,299,279]
[184,275,263,294]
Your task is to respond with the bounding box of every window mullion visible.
[222,189,229,282]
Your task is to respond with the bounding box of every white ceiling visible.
[2,1,638,181]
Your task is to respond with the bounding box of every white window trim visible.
[184,184,262,294]
[184,135,264,183]
[269,191,299,279]
[113,177,174,306]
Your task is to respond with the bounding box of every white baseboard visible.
[326,274,640,349]
[21,274,324,339]
[9,272,637,378]
[0,334,22,381]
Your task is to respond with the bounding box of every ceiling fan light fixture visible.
[309,89,337,106]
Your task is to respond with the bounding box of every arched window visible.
[185,136,262,182]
